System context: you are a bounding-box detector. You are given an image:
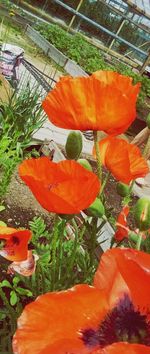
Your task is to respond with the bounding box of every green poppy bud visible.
[116,182,130,197]
[85,197,105,218]
[77,158,92,171]
[65,131,83,160]
[134,198,150,231]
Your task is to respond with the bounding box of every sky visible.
[134,0,150,16]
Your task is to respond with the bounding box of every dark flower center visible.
[12,236,20,245]
[82,294,150,348]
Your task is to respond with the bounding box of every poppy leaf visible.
[16,287,33,297]
[0,280,12,288]
[10,291,18,306]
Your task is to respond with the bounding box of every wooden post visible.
[140,50,150,74]
[42,0,49,12]
[67,0,84,32]
[107,18,126,52]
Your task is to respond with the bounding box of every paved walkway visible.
[33,120,94,156]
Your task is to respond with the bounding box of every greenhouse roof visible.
[125,0,150,19]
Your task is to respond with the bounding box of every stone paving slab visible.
[33,120,94,156]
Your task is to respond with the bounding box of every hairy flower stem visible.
[129,180,135,193]
[100,172,111,196]
[58,219,66,283]
[143,135,150,159]
[66,219,79,287]
[51,216,60,291]
[136,233,143,250]
[93,131,102,182]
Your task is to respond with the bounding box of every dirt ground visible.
[1,168,53,229]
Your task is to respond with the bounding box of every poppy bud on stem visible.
[93,131,102,183]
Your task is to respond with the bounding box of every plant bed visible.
[1,67,150,353]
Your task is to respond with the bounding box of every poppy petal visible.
[0,226,31,261]
[94,248,129,308]
[13,284,108,354]
[42,71,140,134]
[114,205,130,241]
[94,248,150,309]
[101,342,150,354]
[93,137,148,184]
[19,158,100,214]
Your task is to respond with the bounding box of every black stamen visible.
[82,294,150,348]
[12,236,20,245]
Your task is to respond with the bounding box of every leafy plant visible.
[0,277,32,307]
[35,22,149,112]
[0,83,46,199]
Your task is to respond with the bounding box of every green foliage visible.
[29,216,98,292]
[0,84,45,199]
[35,23,108,73]
[35,22,149,110]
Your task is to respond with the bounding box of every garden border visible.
[25,25,88,77]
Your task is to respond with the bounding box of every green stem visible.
[58,219,66,283]
[143,135,150,159]
[66,219,79,287]
[39,263,46,294]
[35,261,41,295]
[129,180,135,193]
[100,172,111,196]
[89,218,98,267]
[93,131,102,182]
[51,217,60,291]
[136,233,143,250]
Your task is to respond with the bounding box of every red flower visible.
[42,71,140,135]
[13,249,150,354]
[114,205,130,241]
[7,251,39,276]
[19,157,100,214]
[0,226,31,261]
[93,137,149,184]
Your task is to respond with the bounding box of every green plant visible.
[0,277,32,308]
[29,215,98,293]
[0,83,46,199]
[34,23,108,73]
[35,22,149,112]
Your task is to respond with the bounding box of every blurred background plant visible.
[0,83,45,200]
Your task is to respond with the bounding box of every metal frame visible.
[51,0,150,69]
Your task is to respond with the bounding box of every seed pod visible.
[146,113,150,129]
[77,158,92,171]
[116,182,130,197]
[65,131,83,160]
[134,198,150,231]
[85,197,105,218]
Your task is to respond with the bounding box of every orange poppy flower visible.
[42,71,140,135]
[13,248,150,354]
[114,205,130,241]
[7,251,39,276]
[19,157,100,214]
[93,137,149,184]
[0,226,31,262]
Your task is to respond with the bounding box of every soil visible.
[0,168,54,229]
